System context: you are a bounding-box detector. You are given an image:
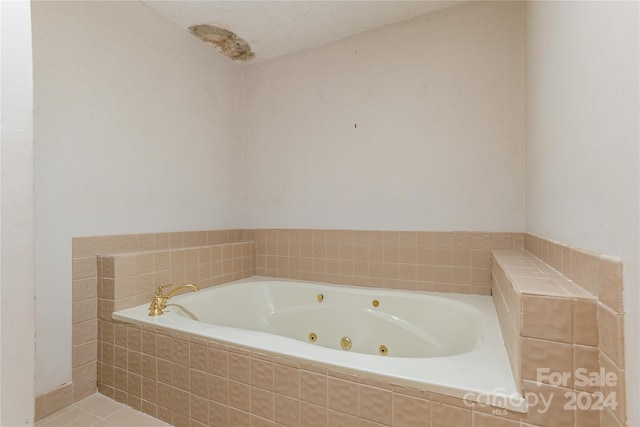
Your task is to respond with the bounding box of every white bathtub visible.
[113,276,526,412]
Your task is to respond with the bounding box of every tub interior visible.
[167,281,481,358]
[113,277,526,412]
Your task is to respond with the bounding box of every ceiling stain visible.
[189,24,255,61]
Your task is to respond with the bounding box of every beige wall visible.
[32,1,244,396]
[243,1,525,232]
[525,2,640,425]
[0,0,36,424]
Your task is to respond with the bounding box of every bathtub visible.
[113,276,526,412]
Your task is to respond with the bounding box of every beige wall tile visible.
[72,237,98,258]
[600,352,626,425]
[71,383,96,403]
[469,233,490,249]
[114,277,136,299]
[522,295,572,343]
[430,401,472,427]
[189,342,207,372]
[471,268,491,287]
[73,278,97,302]
[136,253,154,275]
[188,369,208,400]
[599,303,625,368]
[602,406,625,427]
[207,347,229,377]
[491,233,512,249]
[520,337,573,386]
[433,249,452,266]
[573,345,600,392]
[113,256,137,278]
[523,233,535,253]
[415,232,434,249]
[300,402,327,427]
[274,363,299,399]
[73,362,97,390]
[228,352,251,384]
[328,410,358,427]
[547,241,562,272]
[73,320,98,346]
[229,380,250,412]
[471,250,491,268]
[209,374,229,404]
[327,377,358,416]
[73,257,98,280]
[171,338,190,366]
[189,394,208,425]
[560,245,572,277]
[275,395,299,427]
[251,358,274,391]
[251,387,274,420]
[521,381,574,427]
[473,412,519,427]
[570,248,598,296]
[511,233,524,249]
[73,299,98,325]
[358,385,391,426]
[73,341,98,368]
[598,255,623,313]
[127,372,142,397]
[433,233,453,249]
[574,298,598,347]
[300,370,328,406]
[209,401,230,426]
[249,416,273,427]
[392,393,429,427]
[43,384,73,418]
[173,362,190,391]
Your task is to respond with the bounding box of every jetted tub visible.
[113,276,526,412]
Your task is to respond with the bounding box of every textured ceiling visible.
[142,1,467,62]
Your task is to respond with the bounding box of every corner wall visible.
[243,1,525,232]
[0,0,36,424]
[525,2,640,425]
[31,1,244,397]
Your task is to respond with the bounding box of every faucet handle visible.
[154,284,173,297]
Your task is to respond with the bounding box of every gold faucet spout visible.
[148,283,199,316]
[165,283,199,299]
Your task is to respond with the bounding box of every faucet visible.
[148,283,199,316]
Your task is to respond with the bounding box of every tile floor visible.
[35,393,171,427]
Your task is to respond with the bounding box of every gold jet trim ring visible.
[340,336,352,351]
[372,299,379,307]
[379,345,388,356]
[317,294,324,302]
[308,332,318,343]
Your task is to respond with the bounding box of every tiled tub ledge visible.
[492,249,625,427]
[98,318,538,427]
[97,241,256,316]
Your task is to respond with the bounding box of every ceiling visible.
[141,1,467,62]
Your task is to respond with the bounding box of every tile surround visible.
[493,233,627,427]
[36,230,253,421]
[525,233,626,427]
[98,321,540,427]
[96,241,255,315]
[255,229,523,295]
[41,228,624,427]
